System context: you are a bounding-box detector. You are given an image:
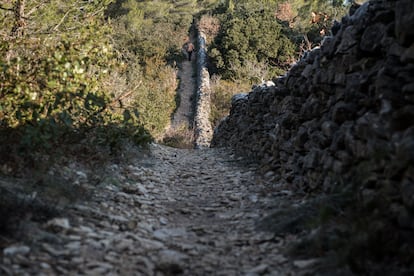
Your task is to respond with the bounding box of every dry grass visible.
[210,75,251,128]
[198,15,220,44]
[161,123,195,149]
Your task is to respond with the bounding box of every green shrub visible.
[209,4,296,80]
[134,57,178,139]
[1,34,111,126]
[0,0,153,174]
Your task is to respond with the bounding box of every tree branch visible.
[0,5,14,12]
[53,9,73,31]
[107,81,142,109]
[0,4,29,20]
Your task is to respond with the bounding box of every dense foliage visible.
[106,0,193,138]
[205,0,349,127]
[208,0,350,80]
[0,0,210,173]
[0,0,154,171]
[209,2,296,81]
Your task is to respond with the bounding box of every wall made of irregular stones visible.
[194,31,213,148]
[212,0,414,227]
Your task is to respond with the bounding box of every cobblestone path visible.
[1,144,306,275]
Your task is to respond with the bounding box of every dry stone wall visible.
[194,31,213,148]
[212,0,414,232]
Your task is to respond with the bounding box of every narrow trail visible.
[171,60,196,129]
[1,144,306,275]
[170,33,197,130]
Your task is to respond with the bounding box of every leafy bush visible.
[0,0,153,174]
[134,57,178,139]
[1,34,112,127]
[109,0,196,63]
[208,3,296,81]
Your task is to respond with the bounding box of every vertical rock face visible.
[212,0,414,252]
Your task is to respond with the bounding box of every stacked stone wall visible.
[212,0,414,235]
[194,31,213,148]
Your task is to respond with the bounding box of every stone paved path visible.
[1,144,307,275]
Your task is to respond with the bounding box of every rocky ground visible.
[0,144,320,275]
